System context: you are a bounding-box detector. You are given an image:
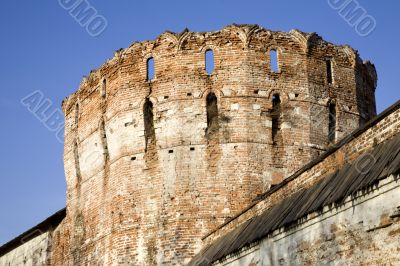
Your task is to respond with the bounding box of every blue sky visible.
[0,0,399,245]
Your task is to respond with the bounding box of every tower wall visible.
[54,24,377,265]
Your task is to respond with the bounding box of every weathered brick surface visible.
[204,102,400,248]
[51,24,377,265]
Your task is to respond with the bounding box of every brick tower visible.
[51,24,377,265]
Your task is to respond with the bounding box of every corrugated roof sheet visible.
[189,134,400,265]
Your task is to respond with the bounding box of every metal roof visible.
[189,128,400,265]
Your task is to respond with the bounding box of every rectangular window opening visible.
[270,49,279,73]
[205,49,214,75]
[328,103,336,143]
[271,94,281,144]
[147,57,155,81]
[326,59,333,84]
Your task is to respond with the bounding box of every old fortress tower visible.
[58,23,377,264]
[5,24,400,265]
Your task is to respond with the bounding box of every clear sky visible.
[0,0,399,245]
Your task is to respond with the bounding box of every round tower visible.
[54,24,377,265]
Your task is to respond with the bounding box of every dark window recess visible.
[75,104,79,125]
[168,150,174,154]
[270,49,279,72]
[328,102,336,143]
[190,147,195,151]
[143,98,155,152]
[101,79,106,98]
[74,142,81,182]
[147,57,155,81]
[100,119,109,160]
[131,156,136,161]
[206,93,218,135]
[326,59,333,84]
[205,49,214,75]
[187,92,192,96]
[271,94,281,143]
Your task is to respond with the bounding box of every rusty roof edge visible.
[201,99,400,241]
[0,208,66,257]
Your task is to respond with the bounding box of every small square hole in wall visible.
[254,90,259,94]
[187,92,192,96]
[190,147,195,151]
[164,96,169,99]
[168,150,174,154]
[295,93,299,98]
[131,156,136,161]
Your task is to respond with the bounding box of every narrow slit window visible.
[147,57,155,81]
[271,94,281,143]
[75,103,79,125]
[206,93,218,134]
[328,102,336,143]
[100,119,109,160]
[270,49,279,73]
[143,98,155,152]
[101,79,106,98]
[74,142,81,182]
[272,94,281,107]
[326,58,333,84]
[205,49,214,75]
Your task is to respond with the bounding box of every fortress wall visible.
[214,174,400,266]
[203,101,400,250]
[0,233,51,266]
